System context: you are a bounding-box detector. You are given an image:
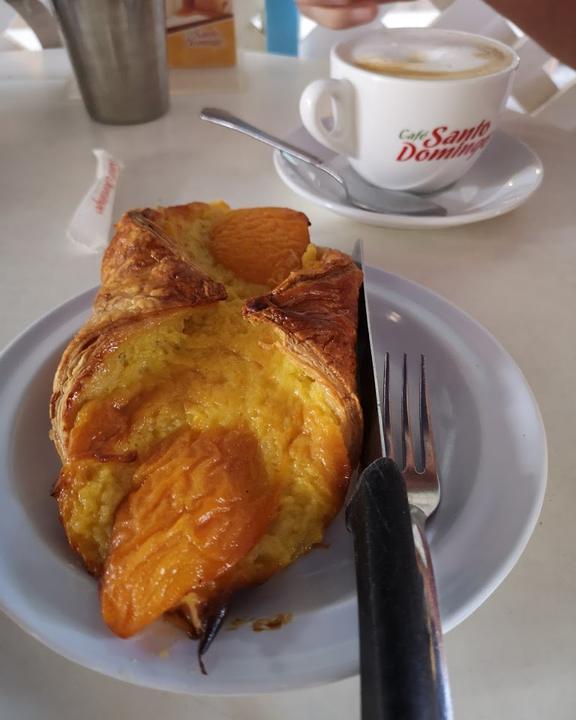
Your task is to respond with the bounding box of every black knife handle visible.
[346,458,452,720]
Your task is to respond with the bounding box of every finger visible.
[297,0,370,6]
[297,0,387,6]
[297,2,380,30]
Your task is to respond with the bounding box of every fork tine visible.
[402,354,416,472]
[383,352,394,460]
[419,354,437,473]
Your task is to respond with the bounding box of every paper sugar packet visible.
[67,149,124,253]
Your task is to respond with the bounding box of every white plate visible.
[0,269,546,694]
[274,128,543,229]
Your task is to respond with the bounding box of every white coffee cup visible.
[300,28,519,193]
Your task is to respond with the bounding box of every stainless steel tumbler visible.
[52,0,169,125]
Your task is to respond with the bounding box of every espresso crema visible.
[353,32,513,80]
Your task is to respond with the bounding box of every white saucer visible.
[273,127,543,229]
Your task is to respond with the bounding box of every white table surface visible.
[1,48,576,720]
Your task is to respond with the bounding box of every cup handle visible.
[299,78,356,157]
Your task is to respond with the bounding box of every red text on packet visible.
[93,161,120,215]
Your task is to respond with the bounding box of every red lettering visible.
[428,146,459,161]
[423,126,446,149]
[453,135,491,158]
[396,143,416,161]
[443,130,460,145]
[469,125,481,140]
[92,162,119,215]
[458,127,476,144]
[93,178,112,214]
[394,130,492,163]
[478,120,491,137]
[456,141,473,157]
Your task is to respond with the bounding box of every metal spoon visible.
[200,107,447,217]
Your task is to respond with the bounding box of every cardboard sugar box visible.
[165,0,236,68]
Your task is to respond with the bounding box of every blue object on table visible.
[265,0,299,56]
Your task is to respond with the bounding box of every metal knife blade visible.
[352,240,385,468]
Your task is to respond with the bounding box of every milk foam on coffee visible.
[352,31,513,80]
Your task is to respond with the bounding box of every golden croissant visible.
[50,201,362,658]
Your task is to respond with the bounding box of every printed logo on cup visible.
[396,120,492,163]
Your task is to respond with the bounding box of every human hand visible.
[295,1,390,30]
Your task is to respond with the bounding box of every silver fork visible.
[384,352,453,719]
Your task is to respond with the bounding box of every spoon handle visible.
[200,107,326,169]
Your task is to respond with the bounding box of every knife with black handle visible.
[348,256,452,720]
[347,458,448,720]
